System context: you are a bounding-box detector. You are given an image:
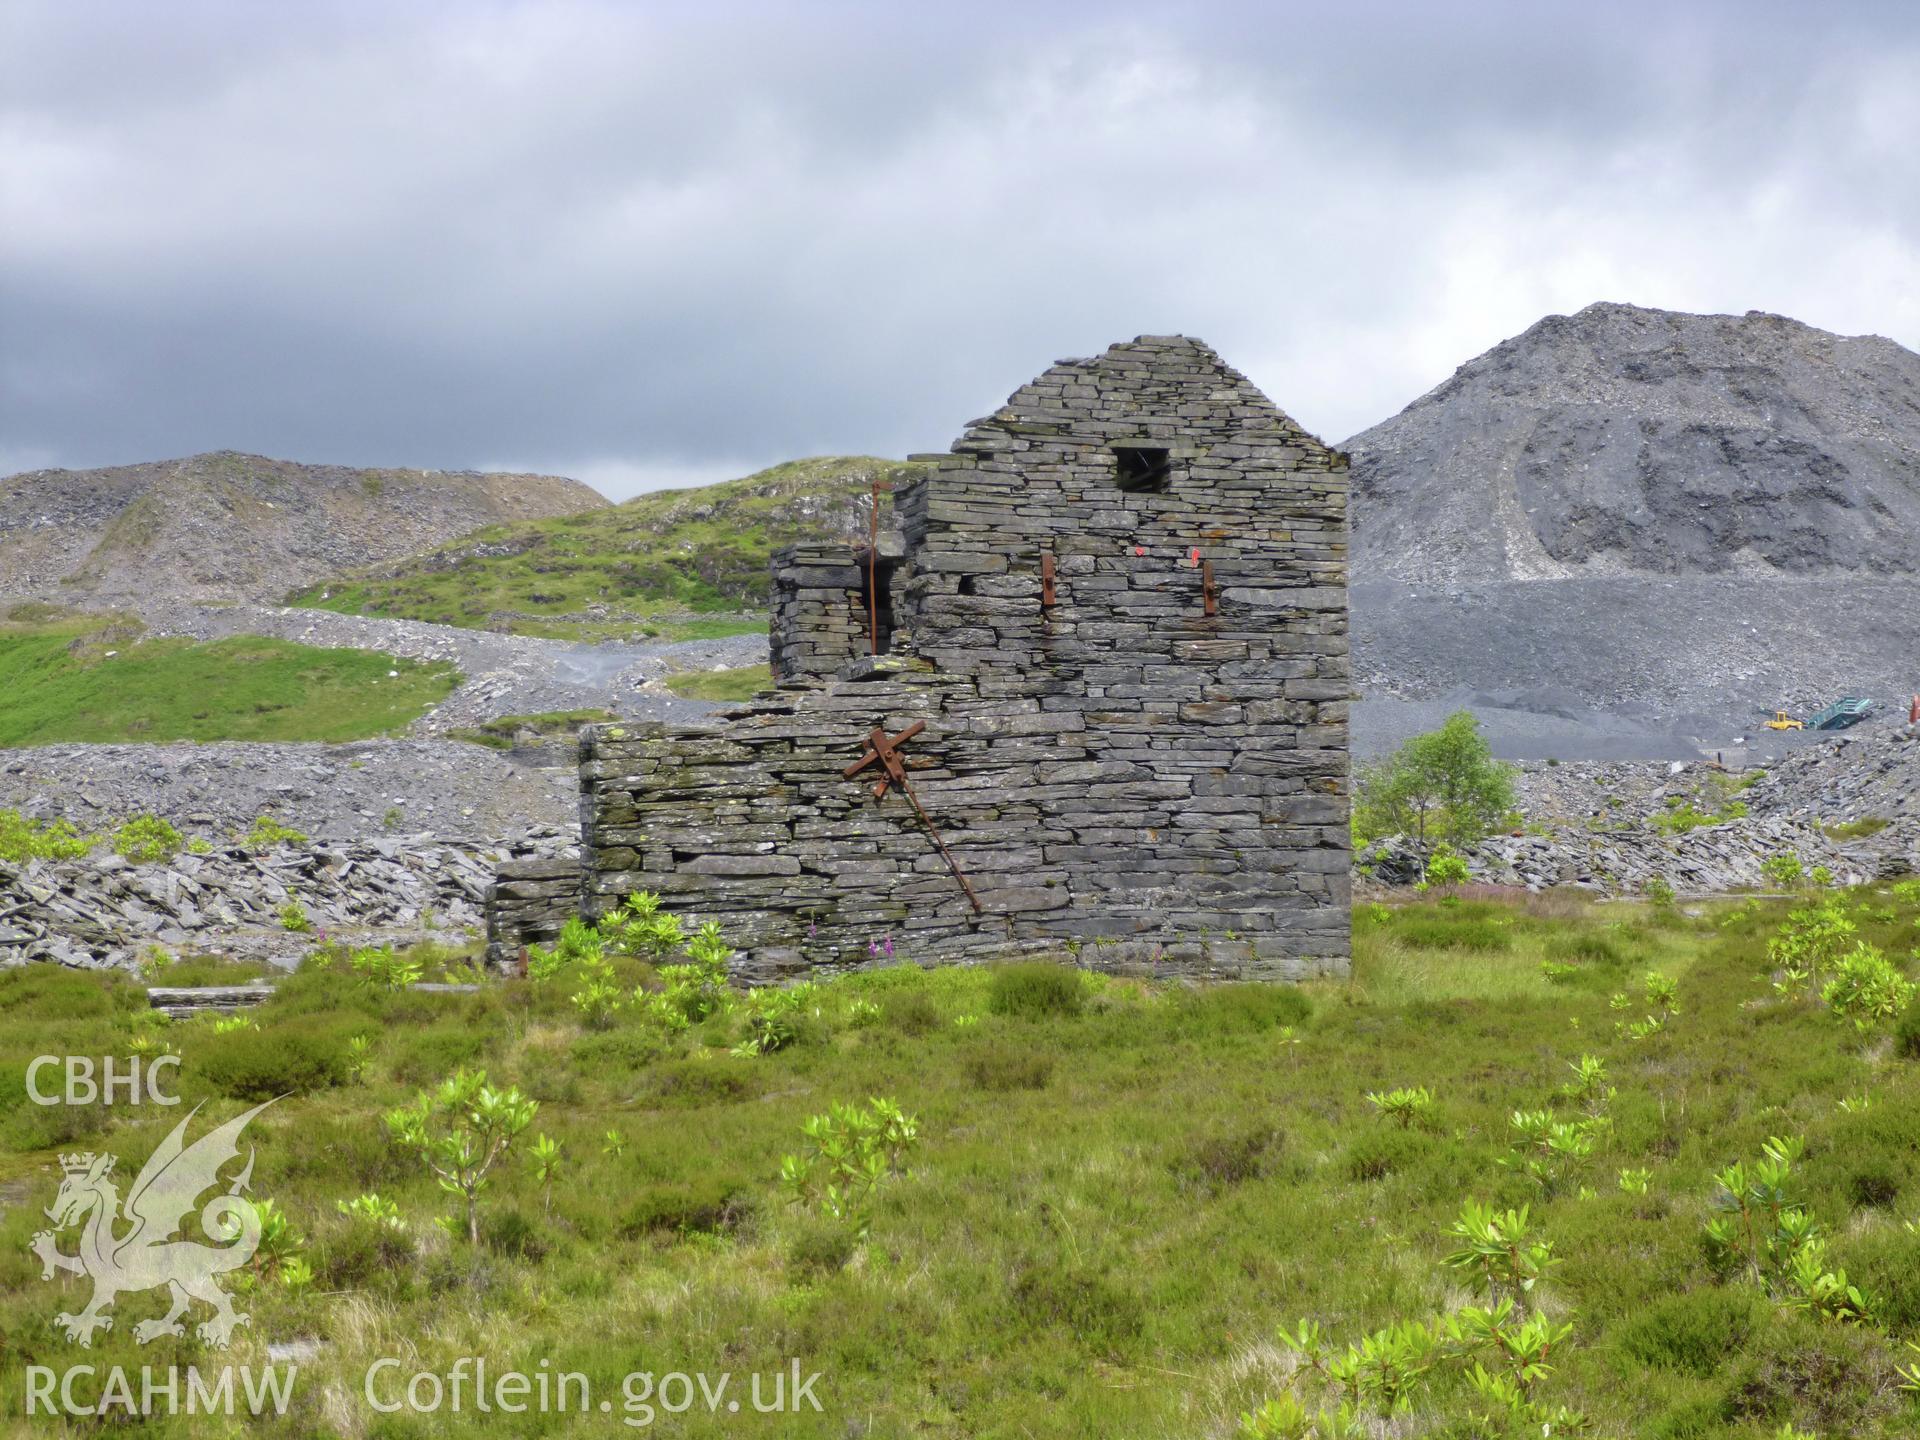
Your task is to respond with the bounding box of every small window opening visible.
[1113,445,1171,492]
[858,553,897,655]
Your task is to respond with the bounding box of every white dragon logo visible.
[29,1100,274,1347]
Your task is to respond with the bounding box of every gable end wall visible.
[578,336,1351,980]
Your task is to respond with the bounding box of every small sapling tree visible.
[386,1068,537,1245]
[1421,845,1471,899]
[1502,1110,1601,1196]
[1703,1134,1878,1323]
[1352,711,1517,874]
[337,1193,405,1230]
[1364,1086,1435,1129]
[1443,1201,1558,1311]
[1821,941,1915,1031]
[732,982,817,1056]
[1766,891,1855,1000]
[604,890,685,960]
[1237,1394,1363,1439]
[570,955,624,1029]
[352,944,423,992]
[1452,1306,1577,1421]
[780,1096,918,1237]
[1761,851,1804,889]
[1559,1054,1614,1117]
[1611,970,1681,1041]
[231,1198,305,1291]
[528,1134,563,1216]
[1257,1205,1586,1432]
[636,920,734,1029]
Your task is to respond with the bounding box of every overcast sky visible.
[4,2,1917,498]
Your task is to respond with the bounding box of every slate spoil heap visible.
[2,833,566,970]
[559,337,1353,980]
[1358,739,1920,898]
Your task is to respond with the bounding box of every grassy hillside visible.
[0,609,459,745]
[287,456,926,641]
[662,663,773,701]
[4,888,1917,1435]
[0,450,604,606]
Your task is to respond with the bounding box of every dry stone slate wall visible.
[484,855,585,969]
[767,541,896,684]
[577,336,1351,980]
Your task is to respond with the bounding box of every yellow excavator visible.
[1764,700,1875,732]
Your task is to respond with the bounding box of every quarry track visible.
[0,605,771,849]
[142,584,1919,772]
[138,601,768,734]
[13,577,1913,838]
[16,573,1907,832]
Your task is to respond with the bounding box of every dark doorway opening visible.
[859,552,897,655]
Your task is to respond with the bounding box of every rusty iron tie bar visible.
[842,722,982,913]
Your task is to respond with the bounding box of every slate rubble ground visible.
[0,830,572,971]
[1363,732,1920,895]
[1743,726,1920,833]
[0,740,578,840]
[1398,814,1866,896]
[0,602,761,971]
[16,731,1910,974]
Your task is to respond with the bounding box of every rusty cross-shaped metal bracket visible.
[843,722,982,912]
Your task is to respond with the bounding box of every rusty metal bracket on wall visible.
[843,723,982,912]
[1201,558,1217,617]
[1040,551,1056,610]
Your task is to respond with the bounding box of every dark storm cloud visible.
[4,1,1917,495]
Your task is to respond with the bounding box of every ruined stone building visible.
[493,336,1351,979]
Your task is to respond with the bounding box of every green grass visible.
[1826,816,1893,841]
[661,663,772,702]
[286,456,924,641]
[2,895,1918,1435]
[0,613,460,746]
[1352,892,1703,1005]
[446,709,618,750]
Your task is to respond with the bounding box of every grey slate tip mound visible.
[1347,302,1920,584]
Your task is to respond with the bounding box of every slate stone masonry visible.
[484,855,584,970]
[576,336,1351,979]
[767,537,901,684]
